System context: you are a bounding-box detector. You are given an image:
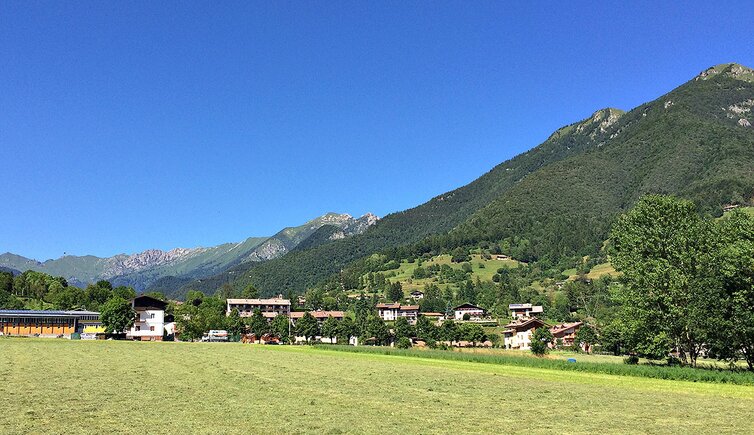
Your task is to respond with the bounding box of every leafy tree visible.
[0,271,12,294]
[248,308,267,336]
[112,286,136,301]
[48,285,84,310]
[296,312,320,343]
[393,316,414,340]
[100,297,136,335]
[226,309,245,336]
[337,316,356,343]
[530,326,553,356]
[271,314,291,342]
[440,319,460,342]
[241,283,259,299]
[460,323,486,345]
[386,281,403,302]
[710,211,754,370]
[84,282,113,311]
[0,289,23,309]
[320,316,339,342]
[366,315,389,345]
[575,323,597,353]
[217,283,236,300]
[611,195,721,366]
[396,337,412,349]
[415,315,438,341]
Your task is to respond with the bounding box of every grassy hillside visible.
[3,340,752,434]
[368,254,519,295]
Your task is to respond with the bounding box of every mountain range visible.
[0,212,378,291]
[4,63,753,300]
[178,63,754,298]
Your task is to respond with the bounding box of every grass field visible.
[2,339,753,434]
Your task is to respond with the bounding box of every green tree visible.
[575,323,597,353]
[225,309,245,336]
[530,326,553,356]
[271,314,291,342]
[84,282,113,311]
[48,285,84,310]
[336,317,356,343]
[296,312,320,343]
[415,315,438,340]
[112,286,137,301]
[241,283,259,299]
[366,315,390,345]
[393,316,414,340]
[611,195,721,366]
[386,281,403,302]
[320,316,339,342]
[711,211,754,370]
[460,323,486,345]
[248,308,267,336]
[100,297,136,335]
[440,319,460,342]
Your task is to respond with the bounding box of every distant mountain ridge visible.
[183,63,754,298]
[0,212,378,291]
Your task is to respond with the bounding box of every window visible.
[136,325,141,331]
[150,326,155,332]
[150,313,155,319]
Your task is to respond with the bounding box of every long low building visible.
[226,297,291,317]
[0,310,101,338]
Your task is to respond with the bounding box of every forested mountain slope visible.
[183,63,754,299]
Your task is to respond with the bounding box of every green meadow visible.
[2,339,752,434]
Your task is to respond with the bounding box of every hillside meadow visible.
[2,339,753,434]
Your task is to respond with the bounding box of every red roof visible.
[550,322,583,336]
[289,311,345,320]
[504,318,547,332]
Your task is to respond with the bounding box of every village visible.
[0,293,588,352]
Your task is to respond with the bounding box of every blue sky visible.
[1,2,753,260]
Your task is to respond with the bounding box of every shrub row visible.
[314,345,754,386]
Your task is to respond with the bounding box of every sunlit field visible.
[2,339,753,434]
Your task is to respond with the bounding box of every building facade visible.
[226,297,291,318]
[0,310,100,338]
[503,318,547,350]
[453,303,486,320]
[508,303,543,319]
[376,303,419,324]
[127,295,167,341]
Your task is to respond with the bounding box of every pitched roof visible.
[289,311,345,319]
[550,322,583,336]
[453,303,485,311]
[0,310,99,318]
[132,295,168,310]
[227,298,291,306]
[376,303,401,309]
[399,305,419,311]
[504,318,547,331]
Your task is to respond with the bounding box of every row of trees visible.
[609,195,754,369]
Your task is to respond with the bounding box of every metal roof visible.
[0,310,99,318]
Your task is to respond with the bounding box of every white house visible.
[410,290,424,300]
[127,295,167,341]
[376,303,419,324]
[453,303,486,321]
[503,318,547,350]
[508,303,543,319]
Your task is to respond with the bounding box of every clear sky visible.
[1,2,753,260]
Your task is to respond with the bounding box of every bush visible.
[396,337,412,349]
[624,355,640,365]
[462,313,471,321]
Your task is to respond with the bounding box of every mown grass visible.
[318,345,754,386]
[2,339,754,434]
